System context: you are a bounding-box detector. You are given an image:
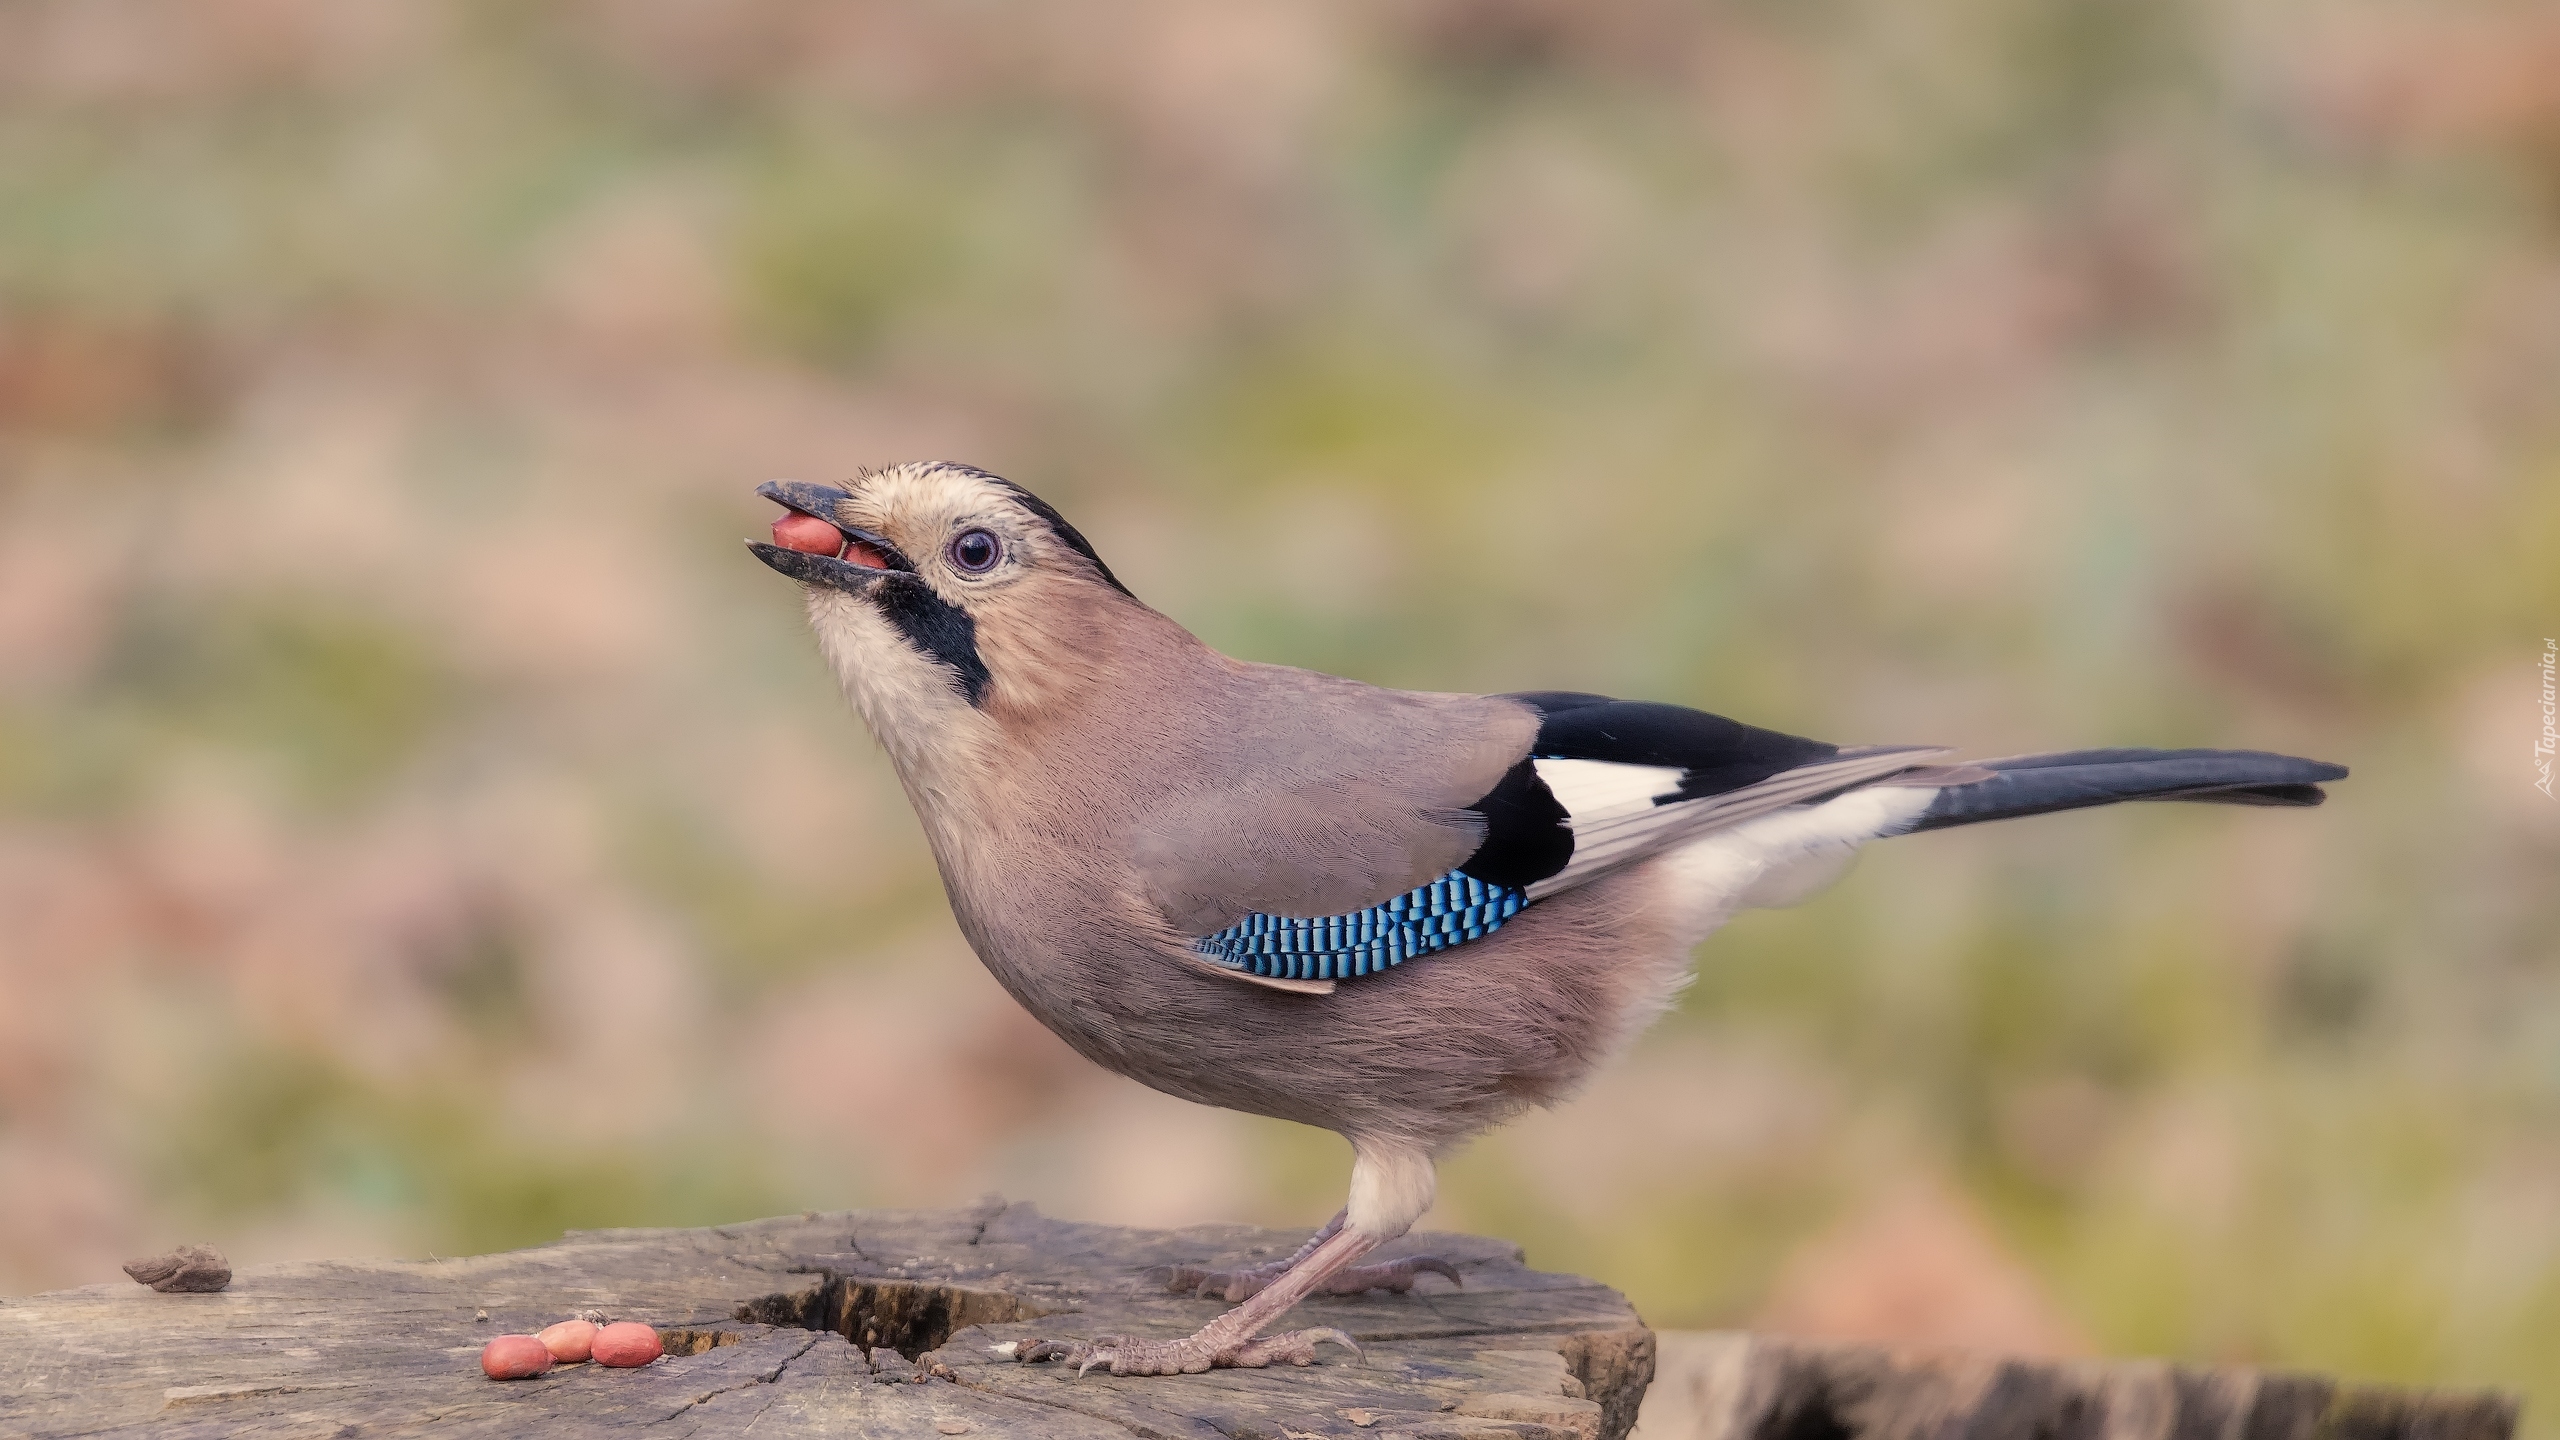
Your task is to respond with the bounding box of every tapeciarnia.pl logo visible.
[2538,638,2557,799]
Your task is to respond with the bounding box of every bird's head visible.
[750,462,1166,779]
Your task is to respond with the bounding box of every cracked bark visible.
[649,1330,819,1425]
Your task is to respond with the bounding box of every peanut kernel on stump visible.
[591,1321,663,1368]
[537,1319,598,1363]
[480,1335,554,1380]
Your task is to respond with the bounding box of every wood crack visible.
[647,1331,821,1427]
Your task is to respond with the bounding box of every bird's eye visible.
[948,528,1002,574]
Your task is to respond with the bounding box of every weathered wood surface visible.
[0,1201,2519,1440]
[1633,1331,2519,1440]
[0,1198,1654,1439]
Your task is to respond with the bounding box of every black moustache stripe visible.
[872,574,993,706]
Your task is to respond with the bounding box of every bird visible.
[748,461,2347,1378]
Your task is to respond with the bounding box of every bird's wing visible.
[1473,692,1944,900]
[1185,690,1948,988]
[1500,694,1950,899]
[1119,666,1540,995]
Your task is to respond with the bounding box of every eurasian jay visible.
[750,462,2346,1377]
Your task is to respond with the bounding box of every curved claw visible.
[1314,1326,1363,1363]
[1230,1325,1364,1369]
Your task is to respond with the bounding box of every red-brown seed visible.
[591,1321,663,1368]
[537,1319,598,1363]
[481,1334,554,1380]
[771,513,845,556]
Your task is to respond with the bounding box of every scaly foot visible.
[1156,1253,1462,1302]
[1017,1327,1361,1377]
[1026,1215,1385,1379]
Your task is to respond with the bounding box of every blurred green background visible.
[4,0,2558,1421]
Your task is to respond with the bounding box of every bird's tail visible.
[1899,748,2347,833]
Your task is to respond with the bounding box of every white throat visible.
[807,590,999,804]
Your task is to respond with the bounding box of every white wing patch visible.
[1526,746,1953,901]
[1531,757,1686,818]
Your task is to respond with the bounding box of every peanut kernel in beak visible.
[842,538,897,569]
[771,513,846,556]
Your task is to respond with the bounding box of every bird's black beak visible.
[749,480,915,594]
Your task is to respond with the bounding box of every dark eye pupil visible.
[952,530,999,572]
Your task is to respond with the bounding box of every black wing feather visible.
[1519,695,1839,800]
[1459,692,1842,888]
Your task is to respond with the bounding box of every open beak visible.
[748,480,914,593]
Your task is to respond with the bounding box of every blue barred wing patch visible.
[1195,870,1528,982]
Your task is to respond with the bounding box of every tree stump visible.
[0,1202,2519,1440]
[0,1199,1654,1439]
[1637,1331,2520,1440]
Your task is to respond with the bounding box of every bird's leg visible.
[1020,1140,1444,1377]
[1018,1226,1384,1376]
[1152,1210,1339,1301]
[1153,1211,1460,1302]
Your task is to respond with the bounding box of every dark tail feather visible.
[1904,748,2348,833]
